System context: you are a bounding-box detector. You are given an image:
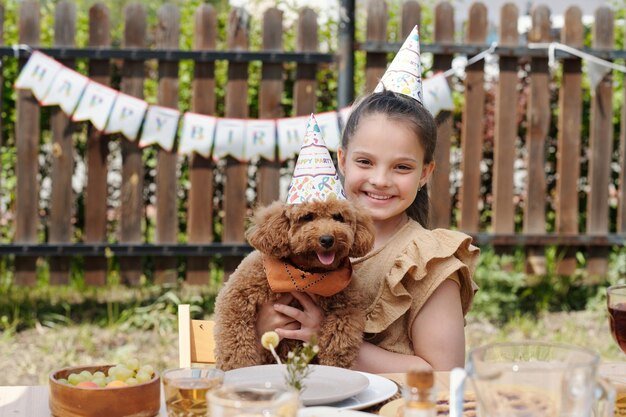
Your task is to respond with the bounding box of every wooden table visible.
[0,373,449,416]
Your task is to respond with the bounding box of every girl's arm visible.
[351,278,465,373]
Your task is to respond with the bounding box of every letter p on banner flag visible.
[139,105,181,151]
[105,93,149,141]
[14,51,64,101]
[72,82,118,131]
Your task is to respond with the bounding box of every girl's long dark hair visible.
[341,90,437,227]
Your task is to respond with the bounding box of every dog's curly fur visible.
[214,198,375,371]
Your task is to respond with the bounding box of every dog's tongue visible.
[317,251,336,265]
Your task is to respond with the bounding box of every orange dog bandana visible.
[262,255,353,297]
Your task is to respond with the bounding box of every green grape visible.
[68,373,83,385]
[138,364,154,377]
[115,366,134,381]
[123,358,140,372]
[135,371,152,384]
[57,378,69,385]
[93,371,106,379]
[125,377,138,386]
[107,365,120,378]
[92,377,107,387]
[79,370,93,380]
[106,374,116,383]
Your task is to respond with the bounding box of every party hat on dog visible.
[374,25,423,104]
[286,114,346,204]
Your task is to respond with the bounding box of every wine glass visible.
[607,284,626,354]
[606,284,626,415]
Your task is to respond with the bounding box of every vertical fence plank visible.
[222,8,249,280]
[186,4,217,285]
[401,1,420,38]
[294,8,318,115]
[15,1,40,286]
[587,7,614,277]
[257,8,284,206]
[48,1,76,285]
[365,0,387,93]
[154,4,180,284]
[0,3,4,206]
[492,3,518,251]
[555,7,583,275]
[84,3,111,286]
[458,2,487,232]
[119,4,146,285]
[429,2,453,228]
[524,5,551,275]
[617,44,626,233]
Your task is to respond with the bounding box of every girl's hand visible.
[274,292,324,343]
[256,293,299,340]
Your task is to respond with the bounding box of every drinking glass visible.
[466,341,614,417]
[607,284,626,415]
[208,384,299,417]
[162,367,225,417]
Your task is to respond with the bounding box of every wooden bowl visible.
[49,364,160,417]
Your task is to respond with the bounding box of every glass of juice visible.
[208,384,299,417]
[162,367,224,417]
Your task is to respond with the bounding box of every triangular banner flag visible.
[138,105,181,151]
[422,73,454,116]
[313,111,341,152]
[104,93,149,141]
[244,119,276,161]
[286,114,346,204]
[40,67,89,115]
[14,51,64,101]
[72,81,118,131]
[277,115,308,161]
[338,106,352,131]
[178,112,217,158]
[213,118,246,162]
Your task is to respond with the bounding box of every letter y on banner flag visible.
[40,67,89,115]
[178,112,217,158]
[72,82,118,131]
[14,51,63,101]
[139,105,181,151]
[105,93,149,141]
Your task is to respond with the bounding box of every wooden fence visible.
[1,0,625,286]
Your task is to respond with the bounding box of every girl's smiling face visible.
[338,113,435,225]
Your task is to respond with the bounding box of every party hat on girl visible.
[374,25,423,104]
[286,114,346,204]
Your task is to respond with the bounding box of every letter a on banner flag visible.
[105,93,149,141]
[139,105,181,151]
[178,112,217,158]
[277,116,308,161]
[14,51,64,101]
[244,119,276,161]
[72,82,118,131]
[213,118,246,162]
[40,67,89,115]
[312,111,341,152]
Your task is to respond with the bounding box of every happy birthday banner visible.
[14,51,455,161]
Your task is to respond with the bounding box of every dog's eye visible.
[300,213,314,222]
[332,213,345,222]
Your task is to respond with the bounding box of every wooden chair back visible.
[178,304,217,367]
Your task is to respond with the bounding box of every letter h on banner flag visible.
[14,51,64,101]
[276,116,308,161]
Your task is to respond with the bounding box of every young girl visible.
[255,89,479,372]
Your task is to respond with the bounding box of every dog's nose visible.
[319,235,334,248]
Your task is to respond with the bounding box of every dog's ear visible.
[349,205,376,258]
[246,201,291,258]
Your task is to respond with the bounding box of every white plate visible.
[299,407,376,417]
[320,372,398,410]
[224,364,370,406]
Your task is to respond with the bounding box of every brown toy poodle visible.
[214,198,375,371]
